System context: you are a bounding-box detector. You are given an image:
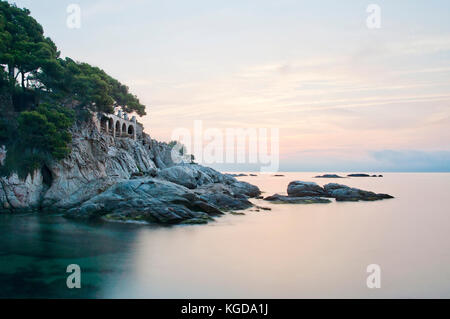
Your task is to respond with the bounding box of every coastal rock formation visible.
[264,194,331,204]
[0,117,261,224]
[287,181,327,197]
[0,170,46,211]
[265,181,393,203]
[314,174,344,178]
[323,183,393,201]
[347,174,383,177]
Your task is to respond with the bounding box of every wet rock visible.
[1,119,262,225]
[287,181,327,197]
[323,183,394,202]
[264,194,331,204]
[230,211,246,216]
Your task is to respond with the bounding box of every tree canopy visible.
[0,1,147,177]
[0,1,146,115]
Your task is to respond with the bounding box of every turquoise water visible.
[1,173,450,298]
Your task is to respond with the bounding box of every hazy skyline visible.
[8,0,450,171]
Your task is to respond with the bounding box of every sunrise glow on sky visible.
[10,0,450,171]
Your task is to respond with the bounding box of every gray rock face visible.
[67,173,259,224]
[264,194,331,204]
[0,118,261,223]
[287,181,327,197]
[323,183,393,202]
[265,181,393,204]
[67,178,217,224]
[0,170,46,212]
[157,164,234,189]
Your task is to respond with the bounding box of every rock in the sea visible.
[226,173,248,177]
[323,183,393,202]
[1,117,261,225]
[314,174,344,178]
[264,194,331,204]
[287,181,327,197]
[269,180,394,204]
[347,173,380,177]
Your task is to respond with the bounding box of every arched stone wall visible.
[108,118,114,134]
[115,121,121,137]
[100,117,109,133]
[95,113,137,140]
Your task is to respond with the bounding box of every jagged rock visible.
[0,118,261,224]
[264,194,331,204]
[266,181,394,204]
[0,170,46,212]
[65,177,256,224]
[287,181,327,197]
[323,183,393,202]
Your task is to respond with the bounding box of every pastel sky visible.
[8,0,450,171]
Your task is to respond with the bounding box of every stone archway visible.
[100,116,109,133]
[108,118,114,134]
[121,123,127,137]
[127,124,135,138]
[115,121,121,137]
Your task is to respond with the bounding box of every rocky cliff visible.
[0,117,260,224]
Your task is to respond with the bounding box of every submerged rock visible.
[264,194,331,204]
[314,174,344,178]
[347,174,370,177]
[347,173,382,177]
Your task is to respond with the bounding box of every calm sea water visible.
[1,172,450,298]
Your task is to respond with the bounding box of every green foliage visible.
[0,103,74,178]
[0,116,13,144]
[40,58,146,116]
[0,2,59,89]
[17,103,74,159]
[0,145,50,179]
[0,1,146,116]
[0,1,147,178]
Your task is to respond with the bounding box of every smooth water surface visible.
[1,173,450,298]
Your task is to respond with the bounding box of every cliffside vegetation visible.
[0,1,146,178]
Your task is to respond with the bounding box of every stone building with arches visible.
[93,110,144,140]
